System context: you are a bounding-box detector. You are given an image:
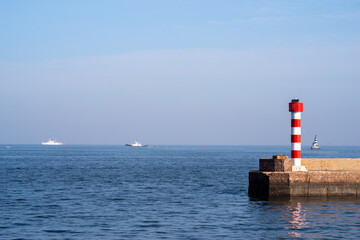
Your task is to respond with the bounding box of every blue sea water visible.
[1,145,360,239]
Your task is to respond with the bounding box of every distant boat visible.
[125,141,148,147]
[311,135,320,150]
[41,139,65,145]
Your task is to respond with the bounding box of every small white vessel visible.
[125,141,148,147]
[41,139,65,145]
[311,135,320,150]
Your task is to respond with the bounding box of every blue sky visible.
[1,0,359,145]
[1,0,359,62]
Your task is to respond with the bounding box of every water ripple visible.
[1,145,360,239]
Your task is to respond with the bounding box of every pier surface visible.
[249,156,360,197]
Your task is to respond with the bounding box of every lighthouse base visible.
[292,166,307,172]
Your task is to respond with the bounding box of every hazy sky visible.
[1,0,359,145]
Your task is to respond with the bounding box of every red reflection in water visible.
[288,202,307,237]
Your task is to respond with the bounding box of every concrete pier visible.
[249,155,360,197]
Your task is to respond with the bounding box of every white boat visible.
[125,141,148,147]
[311,135,320,150]
[41,139,65,145]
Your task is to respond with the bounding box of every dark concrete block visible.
[259,155,291,172]
[248,171,269,197]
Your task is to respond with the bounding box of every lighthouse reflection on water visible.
[288,202,308,238]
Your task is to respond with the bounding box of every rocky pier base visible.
[249,156,360,197]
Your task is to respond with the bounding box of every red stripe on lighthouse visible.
[291,119,301,127]
[291,150,301,159]
[291,135,301,143]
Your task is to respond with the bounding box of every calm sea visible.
[1,145,360,239]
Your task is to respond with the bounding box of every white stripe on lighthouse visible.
[291,127,301,135]
[291,143,301,151]
[291,112,301,119]
[292,158,301,167]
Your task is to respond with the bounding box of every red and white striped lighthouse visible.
[289,98,306,171]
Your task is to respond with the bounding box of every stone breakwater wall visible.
[249,156,360,197]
